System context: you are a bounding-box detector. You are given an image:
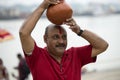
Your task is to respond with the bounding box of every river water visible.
[0,14,120,80]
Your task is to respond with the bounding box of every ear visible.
[44,35,47,43]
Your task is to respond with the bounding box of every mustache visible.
[56,44,66,47]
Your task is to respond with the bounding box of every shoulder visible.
[65,45,92,58]
[66,45,92,53]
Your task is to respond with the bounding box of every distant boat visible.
[0,28,14,42]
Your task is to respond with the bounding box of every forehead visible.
[47,25,66,35]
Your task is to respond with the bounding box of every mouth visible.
[56,44,66,49]
[56,44,65,47]
[57,47,65,49]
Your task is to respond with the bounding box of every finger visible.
[66,18,73,22]
[70,21,76,26]
[69,26,75,29]
[64,21,75,26]
[64,22,72,26]
[49,0,60,5]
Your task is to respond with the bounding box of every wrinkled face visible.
[44,25,67,57]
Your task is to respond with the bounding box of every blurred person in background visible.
[12,53,30,80]
[0,58,9,80]
[19,0,108,80]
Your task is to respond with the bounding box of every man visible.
[19,0,108,80]
[12,53,30,80]
[0,58,9,80]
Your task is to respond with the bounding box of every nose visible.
[58,38,64,43]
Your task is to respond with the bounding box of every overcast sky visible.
[0,0,120,6]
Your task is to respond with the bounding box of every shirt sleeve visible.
[23,42,43,70]
[73,45,97,67]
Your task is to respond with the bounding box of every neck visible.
[46,47,63,63]
[50,53,62,63]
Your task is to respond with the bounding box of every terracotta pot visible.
[46,1,73,25]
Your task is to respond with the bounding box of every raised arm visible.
[19,0,60,55]
[80,30,108,57]
[65,18,109,57]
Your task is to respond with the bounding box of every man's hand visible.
[64,18,81,34]
[44,0,61,5]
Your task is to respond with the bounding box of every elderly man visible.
[19,0,108,80]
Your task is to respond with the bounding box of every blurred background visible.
[0,0,120,80]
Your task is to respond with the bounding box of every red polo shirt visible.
[25,42,96,80]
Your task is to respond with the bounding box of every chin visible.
[55,47,66,54]
[57,50,65,54]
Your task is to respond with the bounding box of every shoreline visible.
[82,68,120,80]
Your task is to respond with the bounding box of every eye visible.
[52,35,59,40]
[62,35,67,40]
